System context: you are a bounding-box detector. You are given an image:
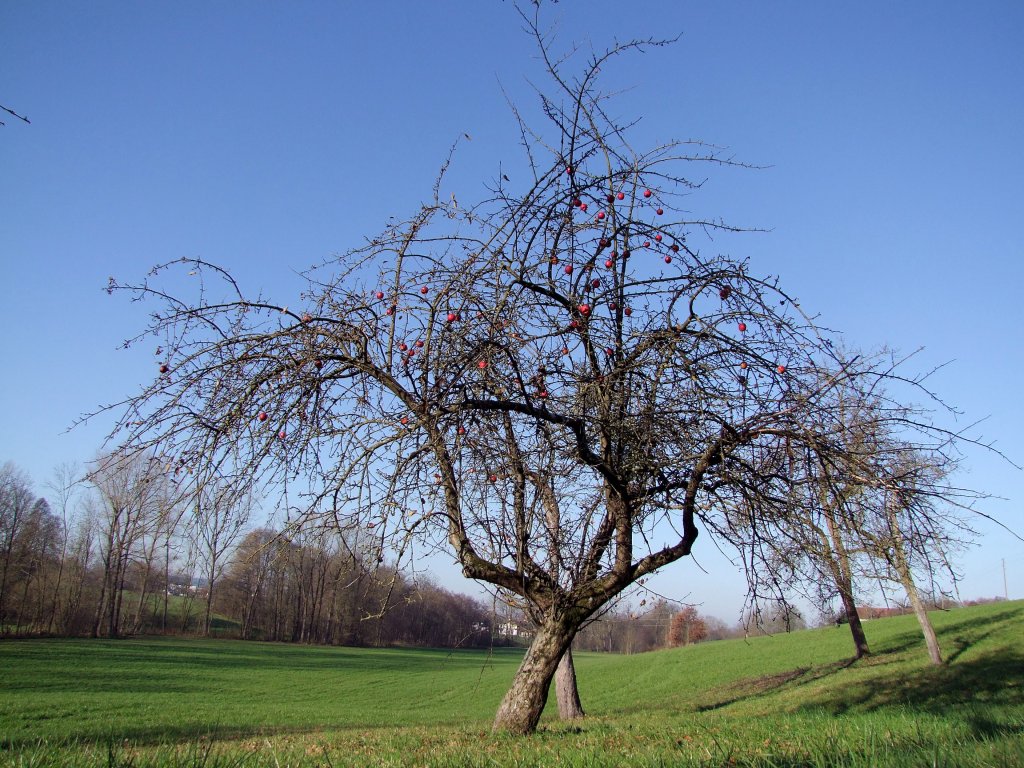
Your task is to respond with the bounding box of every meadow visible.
[1,600,1021,767]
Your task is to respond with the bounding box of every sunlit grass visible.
[1,600,1021,766]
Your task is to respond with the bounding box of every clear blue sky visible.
[2,1,1022,621]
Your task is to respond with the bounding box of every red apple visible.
[609,301,618,310]
[624,307,632,316]
[580,203,588,212]
[777,364,786,374]
[399,343,408,351]
[385,307,394,316]
[562,347,570,355]
[719,286,731,300]
[538,390,548,398]
[654,234,662,242]
[420,286,428,294]
[643,189,652,198]
[572,198,582,207]
[258,411,268,422]
[597,211,606,221]
[605,259,614,268]
[447,312,457,322]
[606,194,614,204]
[314,359,323,369]
[605,347,614,356]
[400,416,409,425]
[664,256,672,264]
[159,364,169,374]
[564,264,573,274]
[591,278,601,288]
[489,474,498,483]
[478,360,487,369]
[415,340,424,348]
[671,244,680,252]
[643,241,650,248]
[569,320,579,329]
[616,192,625,200]
[578,304,591,315]
[566,166,573,175]
[599,238,610,248]
[656,208,664,215]
[278,430,287,439]
[375,291,384,300]
[740,361,748,370]
[457,426,466,435]
[738,322,747,332]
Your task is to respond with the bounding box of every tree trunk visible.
[818,477,870,659]
[493,620,574,734]
[837,582,870,659]
[554,647,585,720]
[886,503,941,665]
[903,572,942,665]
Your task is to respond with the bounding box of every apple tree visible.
[724,351,993,663]
[93,16,943,733]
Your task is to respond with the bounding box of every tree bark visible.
[493,620,574,734]
[554,647,585,720]
[903,572,942,665]
[886,502,942,664]
[837,582,871,659]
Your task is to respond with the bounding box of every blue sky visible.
[2,1,1022,621]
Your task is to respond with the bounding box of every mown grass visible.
[1,600,1021,766]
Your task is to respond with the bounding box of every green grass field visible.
[1,600,1022,767]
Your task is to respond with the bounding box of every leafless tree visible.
[728,351,998,664]
[91,11,996,732]
[188,474,252,635]
[86,451,173,637]
[0,462,43,632]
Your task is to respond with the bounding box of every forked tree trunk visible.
[493,620,575,734]
[554,647,585,720]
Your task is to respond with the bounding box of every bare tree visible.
[730,352,995,664]
[92,11,990,733]
[188,475,252,635]
[86,451,172,637]
[0,462,41,632]
[44,464,83,634]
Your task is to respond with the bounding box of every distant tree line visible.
[0,458,493,648]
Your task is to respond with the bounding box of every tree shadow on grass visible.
[796,646,1024,717]
[695,604,1024,737]
[870,606,1024,658]
[695,658,858,712]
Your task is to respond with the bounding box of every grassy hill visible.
[1,600,1021,766]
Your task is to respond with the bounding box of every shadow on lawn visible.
[796,646,1024,716]
[697,605,1024,741]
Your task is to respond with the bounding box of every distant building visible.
[498,621,533,639]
